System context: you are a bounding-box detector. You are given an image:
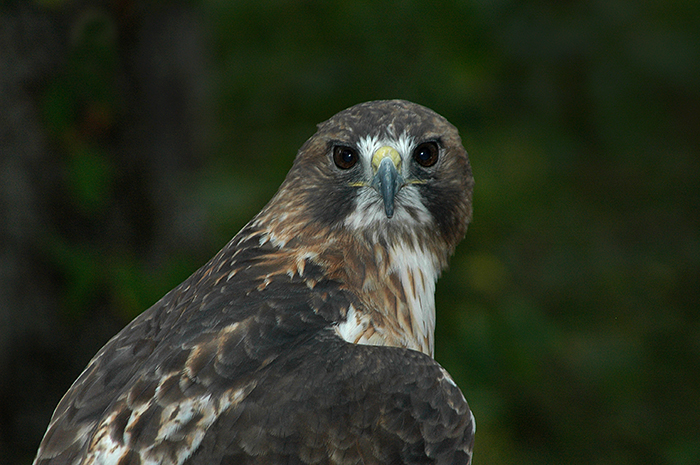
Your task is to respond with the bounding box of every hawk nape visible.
[34,100,476,465]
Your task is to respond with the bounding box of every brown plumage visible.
[34,100,475,465]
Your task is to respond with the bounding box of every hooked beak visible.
[370,146,404,218]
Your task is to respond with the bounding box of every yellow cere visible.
[371,146,401,171]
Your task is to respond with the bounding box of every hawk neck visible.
[242,216,447,357]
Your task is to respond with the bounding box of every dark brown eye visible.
[333,146,358,169]
[413,142,439,167]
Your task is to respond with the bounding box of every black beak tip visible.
[385,204,395,218]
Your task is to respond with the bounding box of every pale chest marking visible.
[334,242,440,356]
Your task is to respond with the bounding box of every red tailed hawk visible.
[34,100,476,465]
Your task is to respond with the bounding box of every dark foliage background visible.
[1,1,698,464]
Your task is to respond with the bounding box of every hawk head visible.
[253,99,474,355]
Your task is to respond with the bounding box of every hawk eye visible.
[413,142,439,167]
[333,146,358,169]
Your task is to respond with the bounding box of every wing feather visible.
[179,331,474,465]
[34,234,473,464]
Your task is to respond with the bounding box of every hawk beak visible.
[371,146,404,218]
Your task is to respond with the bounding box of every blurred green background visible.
[1,0,698,464]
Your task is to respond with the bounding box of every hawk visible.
[34,100,476,465]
